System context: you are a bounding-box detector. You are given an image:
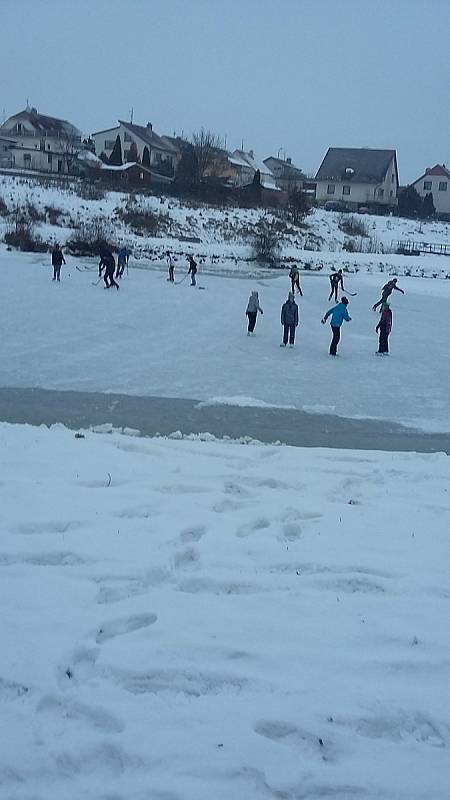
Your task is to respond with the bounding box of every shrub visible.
[338,215,369,237]
[251,222,282,265]
[24,202,46,223]
[76,182,106,201]
[45,206,65,226]
[66,217,112,256]
[4,218,47,252]
[116,206,169,236]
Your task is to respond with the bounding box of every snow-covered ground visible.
[1,422,449,800]
[2,247,450,432]
[2,173,450,278]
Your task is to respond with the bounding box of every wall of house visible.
[412,174,450,215]
[92,124,175,172]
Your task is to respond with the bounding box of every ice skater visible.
[328,269,344,301]
[372,278,404,311]
[166,250,175,282]
[321,296,351,356]
[376,302,392,354]
[51,243,66,281]
[246,290,263,334]
[280,291,299,347]
[187,255,197,286]
[99,247,119,290]
[116,247,129,278]
[289,264,303,296]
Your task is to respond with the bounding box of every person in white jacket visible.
[246,291,263,335]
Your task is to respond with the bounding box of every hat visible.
[341,296,349,305]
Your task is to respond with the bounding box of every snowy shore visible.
[1,421,449,799]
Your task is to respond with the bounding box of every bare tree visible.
[61,132,82,174]
[191,128,222,181]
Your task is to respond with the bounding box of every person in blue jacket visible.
[321,296,351,356]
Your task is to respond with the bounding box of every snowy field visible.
[1,247,450,432]
[1,422,449,800]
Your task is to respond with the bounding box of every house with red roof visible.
[411,164,450,219]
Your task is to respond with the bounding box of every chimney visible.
[286,157,292,164]
[249,149,254,159]
[425,168,430,173]
[146,122,152,133]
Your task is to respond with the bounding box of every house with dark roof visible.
[0,107,84,173]
[315,147,399,210]
[263,156,307,191]
[410,164,450,218]
[91,120,178,182]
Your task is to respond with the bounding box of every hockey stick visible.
[92,276,103,286]
[345,291,358,296]
[175,274,189,285]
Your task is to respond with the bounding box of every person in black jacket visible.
[187,255,197,286]
[51,244,66,281]
[98,247,119,290]
[372,278,404,311]
[280,292,299,346]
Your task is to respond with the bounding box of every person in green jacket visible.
[289,264,303,296]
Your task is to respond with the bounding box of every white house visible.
[315,148,399,209]
[410,164,450,219]
[91,120,178,180]
[263,156,307,191]
[0,107,85,174]
[228,149,279,190]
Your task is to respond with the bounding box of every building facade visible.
[410,164,450,218]
[315,148,399,210]
[0,107,84,173]
[91,120,178,179]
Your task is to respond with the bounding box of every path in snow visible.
[1,387,450,453]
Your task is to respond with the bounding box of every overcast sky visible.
[1,0,449,182]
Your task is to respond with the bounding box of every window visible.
[390,190,394,197]
[327,184,335,194]
[47,154,52,165]
[439,181,447,191]
[23,153,31,164]
[124,132,132,142]
[424,181,432,191]
[342,185,351,195]
[124,150,131,160]
[377,188,384,198]
[391,174,395,183]
[105,139,116,150]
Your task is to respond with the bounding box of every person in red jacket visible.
[376,302,392,354]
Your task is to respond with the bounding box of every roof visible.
[119,120,178,154]
[2,109,81,137]
[230,149,280,190]
[263,156,306,179]
[315,148,397,184]
[0,135,17,144]
[412,164,450,185]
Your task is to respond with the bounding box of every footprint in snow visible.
[96,613,157,644]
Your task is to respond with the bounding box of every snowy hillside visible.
[1,422,449,800]
[1,174,450,278]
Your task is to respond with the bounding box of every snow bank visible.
[0,421,449,799]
